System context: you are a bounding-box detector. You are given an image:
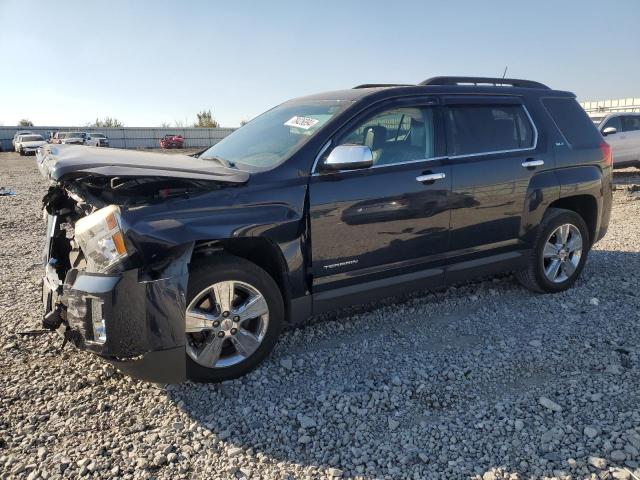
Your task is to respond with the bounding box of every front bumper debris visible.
[42,265,188,383]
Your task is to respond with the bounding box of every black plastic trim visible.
[421,76,550,90]
[313,267,443,314]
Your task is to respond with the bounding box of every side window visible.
[542,97,602,148]
[622,116,640,132]
[602,116,622,132]
[337,107,436,166]
[445,105,534,156]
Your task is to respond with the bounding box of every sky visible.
[1,0,639,127]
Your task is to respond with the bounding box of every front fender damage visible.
[61,245,192,383]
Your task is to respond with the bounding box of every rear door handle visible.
[416,172,446,183]
[521,159,544,168]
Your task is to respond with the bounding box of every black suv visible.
[38,76,612,383]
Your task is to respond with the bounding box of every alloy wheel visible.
[542,223,583,283]
[185,280,269,368]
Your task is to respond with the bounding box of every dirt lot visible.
[1,150,639,480]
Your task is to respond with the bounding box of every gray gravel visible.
[1,150,640,479]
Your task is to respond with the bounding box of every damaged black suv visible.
[39,76,613,383]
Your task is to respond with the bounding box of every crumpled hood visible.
[36,144,250,183]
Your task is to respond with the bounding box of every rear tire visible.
[516,208,590,293]
[185,254,284,382]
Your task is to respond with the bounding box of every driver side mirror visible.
[322,145,374,171]
[602,126,617,136]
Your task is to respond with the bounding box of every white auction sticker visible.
[284,116,319,130]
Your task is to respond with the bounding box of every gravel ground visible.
[1,150,639,480]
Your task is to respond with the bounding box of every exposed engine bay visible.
[41,178,195,382]
[51,175,222,209]
[42,175,219,280]
[35,144,252,382]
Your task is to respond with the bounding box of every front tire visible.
[185,254,284,382]
[516,208,590,293]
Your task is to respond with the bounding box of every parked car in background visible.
[51,132,68,144]
[599,112,640,168]
[37,76,612,384]
[160,134,184,149]
[86,133,109,147]
[12,130,34,149]
[14,134,47,155]
[61,132,87,145]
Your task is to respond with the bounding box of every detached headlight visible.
[75,205,128,273]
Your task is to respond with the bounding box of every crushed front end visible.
[35,144,251,382]
[41,180,191,383]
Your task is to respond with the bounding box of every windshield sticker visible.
[284,116,320,130]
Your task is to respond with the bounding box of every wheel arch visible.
[547,194,598,245]
[192,237,292,323]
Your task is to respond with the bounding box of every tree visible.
[239,119,249,127]
[18,119,34,127]
[88,117,124,128]
[160,122,172,128]
[193,110,219,128]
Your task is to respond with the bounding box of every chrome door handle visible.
[521,159,544,168]
[416,172,446,183]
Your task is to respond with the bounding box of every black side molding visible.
[312,267,443,314]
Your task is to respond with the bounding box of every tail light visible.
[600,141,612,166]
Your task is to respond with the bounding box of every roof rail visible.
[420,76,550,89]
[353,83,414,89]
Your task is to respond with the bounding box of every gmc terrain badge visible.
[323,259,359,269]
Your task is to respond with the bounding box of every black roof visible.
[292,82,574,106]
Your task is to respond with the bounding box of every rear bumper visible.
[596,166,614,243]
[43,266,187,383]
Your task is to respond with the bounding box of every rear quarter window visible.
[542,97,602,148]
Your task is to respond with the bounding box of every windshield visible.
[92,134,105,138]
[68,132,84,137]
[200,99,351,169]
[22,135,43,141]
